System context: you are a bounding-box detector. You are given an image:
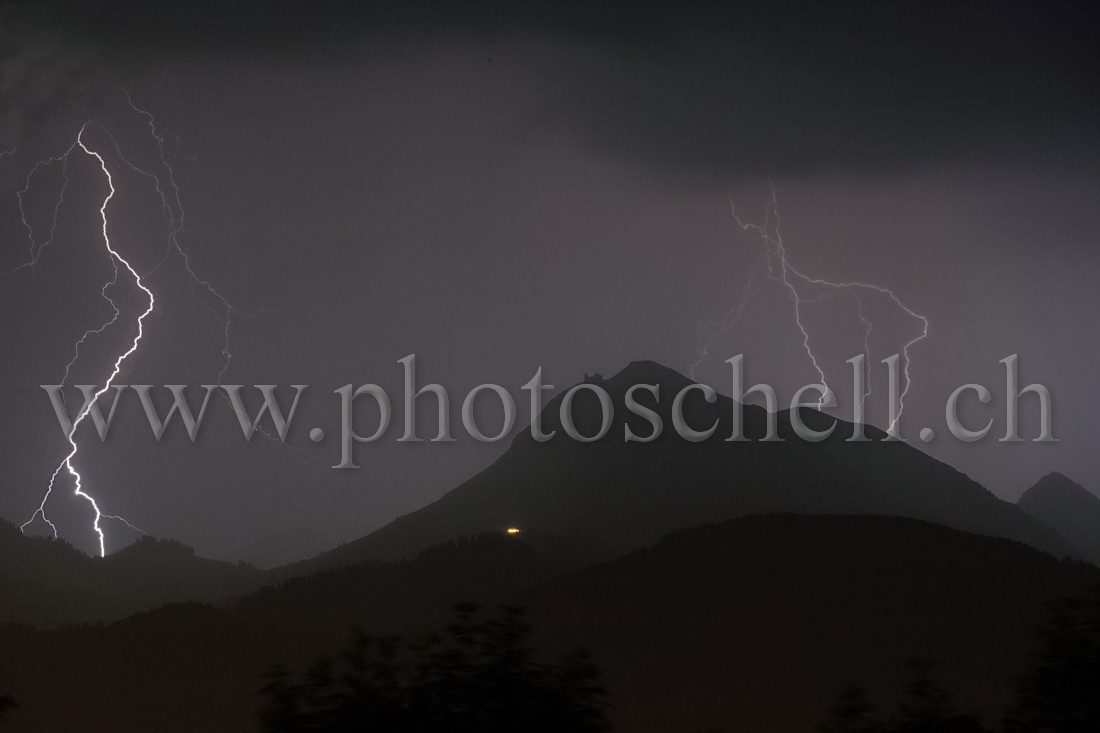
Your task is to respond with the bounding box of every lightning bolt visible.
[690,254,766,380]
[115,91,236,385]
[109,93,312,456]
[696,187,928,432]
[8,146,74,275]
[10,93,322,552]
[99,105,318,462]
[19,124,153,557]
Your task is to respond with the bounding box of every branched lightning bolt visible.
[12,94,322,551]
[104,91,235,386]
[105,95,319,461]
[697,187,928,431]
[691,254,766,380]
[8,146,74,275]
[12,138,126,541]
[113,94,308,449]
[20,125,153,556]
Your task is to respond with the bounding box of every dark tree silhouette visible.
[0,690,15,724]
[259,603,611,733]
[818,686,886,733]
[1005,586,1100,733]
[818,660,991,733]
[891,659,990,732]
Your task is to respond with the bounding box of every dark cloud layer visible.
[5,1,1099,178]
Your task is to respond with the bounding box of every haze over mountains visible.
[230,527,337,570]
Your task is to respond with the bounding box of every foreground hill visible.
[234,530,599,641]
[0,531,580,732]
[0,520,262,626]
[1017,472,1100,564]
[1,514,1095,732]
[280,360,1070,576]
[515,514,1100,732]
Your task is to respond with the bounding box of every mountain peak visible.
[281,356,1072,574]
[1016,471,1100,564]
[605,360,696,392]
[1020,472,1099,506]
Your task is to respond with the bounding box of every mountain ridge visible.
[276,359,1072,577]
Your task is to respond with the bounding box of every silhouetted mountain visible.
[1018,472,1100,564]
[0,519,262,626]
[279,360,1070,576]
[2,515,1095,732]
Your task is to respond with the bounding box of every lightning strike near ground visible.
[695,189,928,431]
[17,124,154,557]
[7,94,320,554]
[7,96,233,554]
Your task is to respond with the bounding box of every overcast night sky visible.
[1,1,1098,559]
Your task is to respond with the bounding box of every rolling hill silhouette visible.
[1017,471,1100,564]
[0,520,262,626]
[2,515,1095,732]
[279,360,1071,577]
[0,531,589,732]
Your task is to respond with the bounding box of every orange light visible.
[506,527,521,534]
